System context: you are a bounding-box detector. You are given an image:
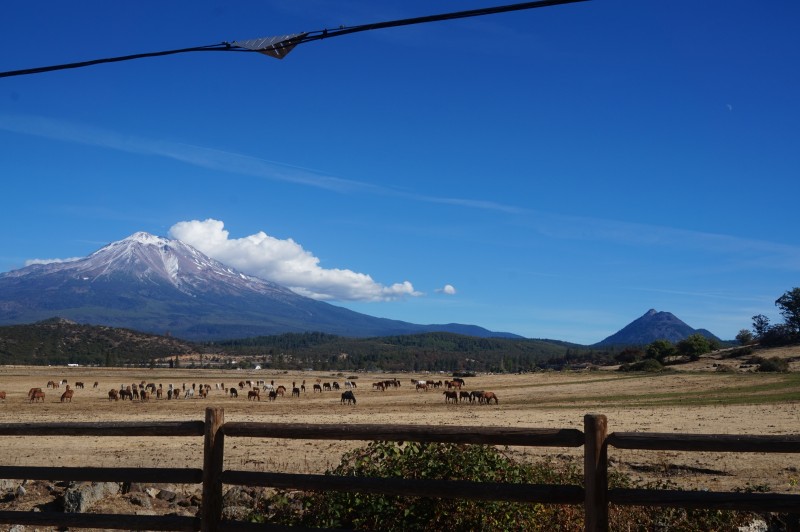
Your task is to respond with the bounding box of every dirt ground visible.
[0,353,799,525]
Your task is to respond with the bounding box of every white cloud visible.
[168,219,422,302]
[25,257,82,266]
[436,284,457,295]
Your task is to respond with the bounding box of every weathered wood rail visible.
[0,408,797,531]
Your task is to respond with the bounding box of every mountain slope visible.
[593,309,721,347]
[0,232,518,341]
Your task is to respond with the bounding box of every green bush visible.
[618,358,665,372]
[259,441,754,530]
[753,356,790,372]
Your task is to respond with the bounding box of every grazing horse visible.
[60,386,74,402]
[0,391,6,400]
[341,391,356,405]
[75,381,85,389]
[276,385,287,396]
[108,389,119,401]
[28,388,43,401]
[93,381,99,388]
[372,382,385,391]
[415,382,428,392]
[248,390,261,401]
[443,391,458,404]
[119,388,133,400]
[30,390,46,402]
[482,392,499,404]
[268,390,278,401]
[459,391,471,403]
[469,391,485,404]
[229,388,238,398]
[322,382,332,391]
[313,384,322,393]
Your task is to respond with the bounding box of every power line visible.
[1,0,587,78]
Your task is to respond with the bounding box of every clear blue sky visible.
[1,1,798,344]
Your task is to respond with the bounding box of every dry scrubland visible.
[1,348,799,501]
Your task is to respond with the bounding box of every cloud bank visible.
[168,219,422,302]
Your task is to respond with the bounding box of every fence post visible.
[202,407,225,532]
[584,413,608,532]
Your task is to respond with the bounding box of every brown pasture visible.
[0,358,799,496]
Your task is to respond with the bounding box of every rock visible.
[222,505,252,521]
[156,489,177,502]
[121,482,147,494]
[63,482,120,513]
[738,519,768,532]
[9,525,26,532]
[145,487,160,498]
[222,486,253,507]
[129,494,152,509]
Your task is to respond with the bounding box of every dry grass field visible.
[1,347,799,521]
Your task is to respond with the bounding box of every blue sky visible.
[1,1,798,344]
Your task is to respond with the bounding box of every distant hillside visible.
[0,320,588,372]
[0,318,197,366]
[594,309,722,347]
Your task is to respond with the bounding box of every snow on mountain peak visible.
[125,231,169,246]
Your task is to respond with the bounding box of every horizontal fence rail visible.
[0,466,202,484]
[0,511,200,532]
[0,408,798,531]
[607,432,800,453]
[0,420,205,437]
[222,420,586,446]
[221,470,585,504]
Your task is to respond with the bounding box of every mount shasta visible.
[0,232,519,341]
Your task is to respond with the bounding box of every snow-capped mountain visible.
[0,232,517,341]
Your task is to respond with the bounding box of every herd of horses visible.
[0,375,497,407]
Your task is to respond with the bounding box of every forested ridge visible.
[0,319,602,371]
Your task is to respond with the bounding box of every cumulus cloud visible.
[436,284,457,295]
[168,219,422,302]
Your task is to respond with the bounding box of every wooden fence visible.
[0,407,798,531]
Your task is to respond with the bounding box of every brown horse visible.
[28,387,43,401]
[248,390,261,401]
[108,389,119,401]
[443,391,459,403]
[0,391,6,400]
[482,392,499,404]
[30,390,46,402]
[61,389,74,402]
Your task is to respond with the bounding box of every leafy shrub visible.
[722,346,753,359]
[618,358,665,372]
[271,441,575,530]
[753,356,790,372]
[259,441,754,530]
